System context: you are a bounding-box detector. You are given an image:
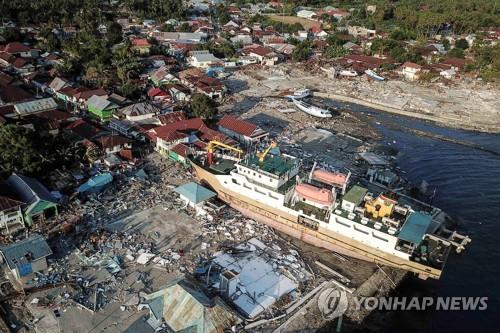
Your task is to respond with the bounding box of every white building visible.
[401,62,422,81]
[296,9,317,19]
[174,182,217,216]
[188,51,221,68]
[0,195,25,235]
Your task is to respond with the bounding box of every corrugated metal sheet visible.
[144,278,239,333]
[0,234,52,270]
[14,98,57,115]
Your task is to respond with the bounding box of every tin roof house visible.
[0,234,52,290]
[7,173,58,226]
[217,115,268,146]
[87,95,119,121]
[139,277,241,332]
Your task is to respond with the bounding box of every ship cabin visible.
[284,164,350,223]
[233,152,300,195]
[334,186,450,269]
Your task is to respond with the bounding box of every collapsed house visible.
[198,238,312,319]
[139,277,241,332]
[0,234,52,290]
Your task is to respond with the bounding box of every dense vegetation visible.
[191,94,217,119]
[0,0,185,24]
[0,125,84,178]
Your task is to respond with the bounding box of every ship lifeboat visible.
[295,183,333,206]
[312,169,347,187]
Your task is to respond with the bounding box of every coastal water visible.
[323,99,500,332]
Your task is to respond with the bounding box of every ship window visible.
[232,179,240,185]
[372,232,389,242]
[269,192,279,200]
[336,219,352,228]
[255,187,266,194]
[354,225,369,235]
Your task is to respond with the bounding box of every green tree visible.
[120,81,138,98]
[191,94,217,119]
[107,21,123,45]
[179,22,192,32]
[326,44,347,58]
[160,24,175,32]
[448,47,465,58]
[0,125,46,176]
[442,39,450,51]
[0,125,83,177]
[292,41,311,62]
[455,38,469,50]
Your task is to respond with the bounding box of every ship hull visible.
[191,161,442,279]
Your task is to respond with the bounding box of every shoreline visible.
[313,91,500,134]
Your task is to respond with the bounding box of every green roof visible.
[175,182,216,204]
[243,153,297,176]
[399,212,432,245]
[343,185,368,205]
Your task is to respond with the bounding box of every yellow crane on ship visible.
[207,140,244,165]
[256,141,277,163]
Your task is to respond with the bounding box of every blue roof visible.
[78,173,113,193]
[399,212,433,244]
[7,173,56,205]
[174,182,216,204]
[0,234,52,270]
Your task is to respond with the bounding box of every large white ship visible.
[189,142,470,280]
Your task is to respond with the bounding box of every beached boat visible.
[285,88,311,100]
[365,69,385,81]
[292,99,332,118]
[189,142,471,280]
[339,69,358,77]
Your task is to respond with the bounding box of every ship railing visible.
[426,230,471,254]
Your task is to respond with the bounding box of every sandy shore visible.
[226,64,500,133]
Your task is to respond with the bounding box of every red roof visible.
[65,119,102,140]
[0,72,14,87]
[441,57,468,69]
[217,115,257,137]
[4,42,30,54]
[132,38,151,47]
[158,111,187,125]
[245,45,273,57]
[75,88,108,100]
[94,135,131,149]
[0,196,23,211]
[0,105,15,116]
[0,85,33,103]
[402,62,422,69]
[11,57,29,68]
[193,140,208,150]
[150,118,205,142]
[170,143,189,157]
[198,125,231,143]
[345,54,389,68]
[147,87,168,98]
[118,149,135,161]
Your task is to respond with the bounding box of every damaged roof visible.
[174,182,216,204]
[143,277,240,333]
[7,173,57,206]
[0,234,52,270]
